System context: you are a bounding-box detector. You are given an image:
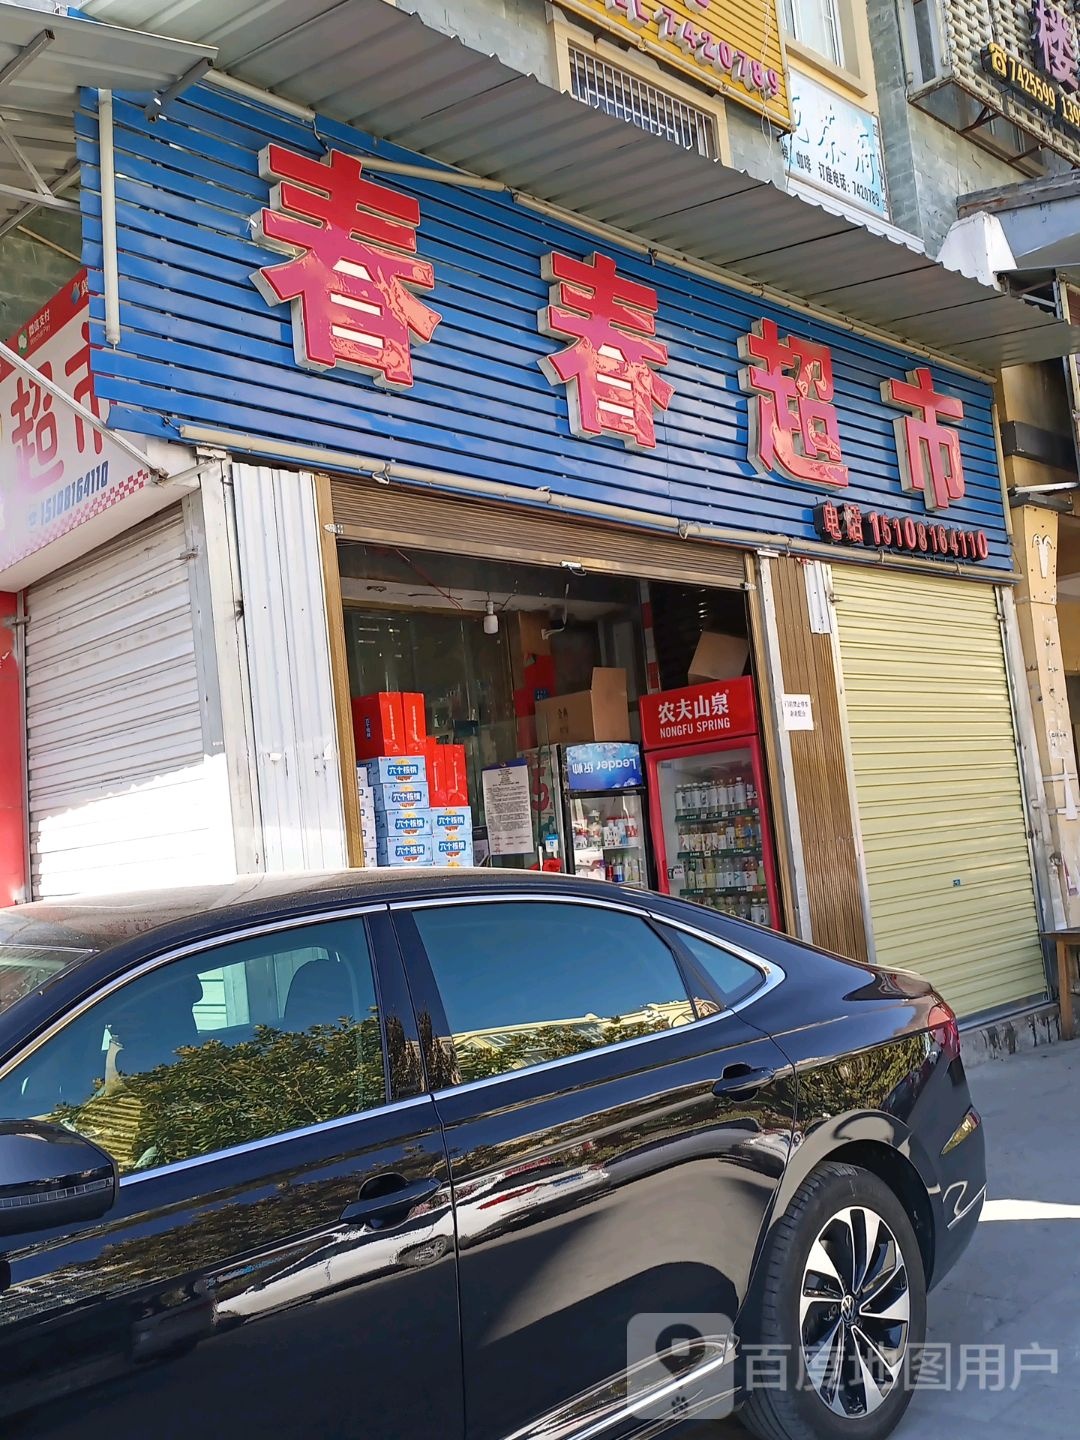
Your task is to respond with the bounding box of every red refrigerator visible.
[640,676,780,927]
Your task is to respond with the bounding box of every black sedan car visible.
[0,870,985,1440]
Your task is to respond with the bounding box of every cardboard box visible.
[429,743,469,806]
[510,610,552,688]
[431,805,471,840]
[352,693,406,760]
[433,834,474,867]
[375,807,433,839]
[363,755,428,787]
[401,692,427,750]
[536,668,630,746]
[688,632,749,685]
[376,837,434,867]
[370,780,430,813]
[517,610,552,659]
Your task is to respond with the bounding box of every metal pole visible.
[99,89,121,347]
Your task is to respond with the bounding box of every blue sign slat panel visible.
[75,84,1012,568]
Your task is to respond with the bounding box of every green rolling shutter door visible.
[832,568,1046,1016]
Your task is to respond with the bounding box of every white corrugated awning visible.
[72,0,1080,367]
[0,1,214,237]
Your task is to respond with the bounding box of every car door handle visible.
[713,1065,776,1100]
[341,1176,441,1229]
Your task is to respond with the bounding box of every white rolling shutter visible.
[25,505,234,898]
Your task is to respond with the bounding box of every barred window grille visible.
[568,46,718,159]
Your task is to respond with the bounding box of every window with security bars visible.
[567,47,718,160]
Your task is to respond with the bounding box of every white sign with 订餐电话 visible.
[0,272,154,590]
[782,72,888,220]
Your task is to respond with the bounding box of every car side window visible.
[660,926,765,1009]
[0,919,385,1176]
[410,901,695,1085]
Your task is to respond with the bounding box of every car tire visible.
[738,1161,926,1440]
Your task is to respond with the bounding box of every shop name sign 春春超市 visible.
[981,1,1080,137]
[248,146,975,526]
[85,86,1014,576]
[553,0,790,128]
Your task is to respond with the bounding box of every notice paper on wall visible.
[481,758,535,855]
[782,694,814,731]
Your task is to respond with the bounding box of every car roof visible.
[0,868,652,961]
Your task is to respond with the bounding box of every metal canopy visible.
[959,174,1080,273]
[78,0,1080,367]
[0,1,214,237]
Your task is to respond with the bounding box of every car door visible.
[0,908,463,1440]
[392,893,796,1440]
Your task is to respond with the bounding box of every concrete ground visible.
[686,1037,1080,1439]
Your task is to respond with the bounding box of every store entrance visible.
[338,537,778,924]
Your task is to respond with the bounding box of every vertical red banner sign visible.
[0,594,26,906]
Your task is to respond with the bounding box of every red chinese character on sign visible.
[9,363,63,491]
[1033,0,1079,90]
[738,319,848,487]
[818,500,843,541]
[252,145,441,389]
[538,251,674,450]
[881,367,965,512]
[842,504,864,543]
[64,321,104,457]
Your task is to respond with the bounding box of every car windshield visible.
[0,944,92,1014]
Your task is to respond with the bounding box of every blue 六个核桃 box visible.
[376,836,434,867]
[361,755,428,787]
[369,780,431,813]
[375,807,432,838]
[433,834,474,867]
[430,805,472,839]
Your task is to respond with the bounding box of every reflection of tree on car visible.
[451,1000,694,1084]
[50,1017,385,1174]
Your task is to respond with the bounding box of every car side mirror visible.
[0,1119,117,1236]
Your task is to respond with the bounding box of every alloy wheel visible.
[799,1204,911,1419]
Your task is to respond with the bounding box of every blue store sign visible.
[75,84,1012,570]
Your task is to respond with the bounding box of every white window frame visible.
[782,0,846,70]
[898,0,951,92]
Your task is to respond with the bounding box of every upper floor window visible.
[0,919,386,1175]
[904,0,948,86]
[781,0,846,68]
[567,44,719,160]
